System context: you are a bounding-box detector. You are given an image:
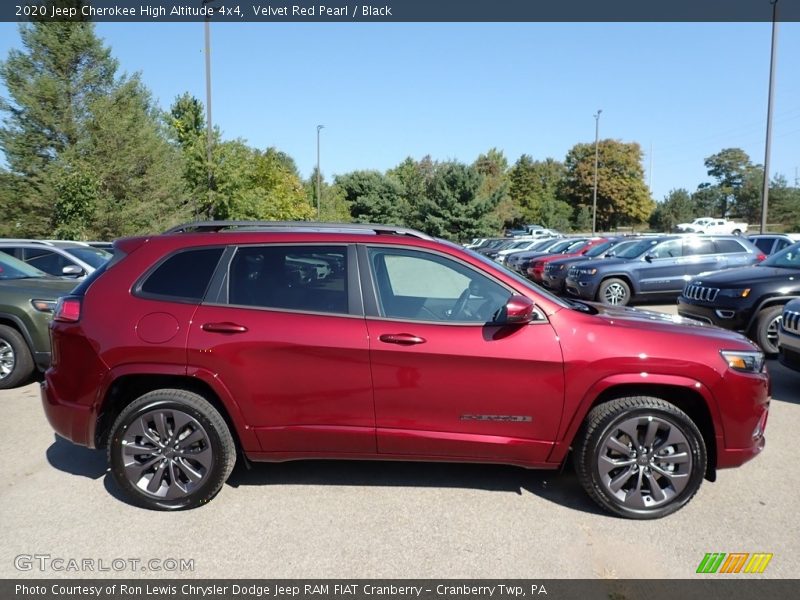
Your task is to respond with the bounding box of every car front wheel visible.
[108,389,236,510]
[753,305,783,355]
[0,325,34,390]
[597,278,631,306]
[573,397,706,519]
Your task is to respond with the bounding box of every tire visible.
[0,324,34,390]
[597,278,631,307]
[753,305,783,355]
[108,389,236,510]
[573,397,707,519]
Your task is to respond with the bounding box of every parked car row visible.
[0,239,113,389]
[490,229,800,357]
[39,220,770,518]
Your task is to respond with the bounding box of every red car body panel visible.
[41,230,769,476]
[527,238,608,283]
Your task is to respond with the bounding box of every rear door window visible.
[714,239,749,254]
[683,239,716,256]
[24,248,74,275]
[649,239,683,259]
[228,245,348,315]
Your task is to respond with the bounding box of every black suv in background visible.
[678,241,800,354]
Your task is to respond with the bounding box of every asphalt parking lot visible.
[1,304,798,580]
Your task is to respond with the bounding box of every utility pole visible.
[760,0,779,234]
[203,5,214,220]
[592,110,602,235]
[316,125,324,220]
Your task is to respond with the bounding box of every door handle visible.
[202,322,248,334]
[379,333,426,345]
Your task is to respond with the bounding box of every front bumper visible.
[778,325,800,372]
[676,297,752,331]
[565,275,600,300]
[542,269,568,292]
[711,367,770,470]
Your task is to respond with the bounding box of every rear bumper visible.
[40,376,96,448]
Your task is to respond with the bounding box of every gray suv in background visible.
[0,240,111,279]
[565,235,765,306]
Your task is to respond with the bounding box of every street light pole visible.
[316,125,324,220]
[203,6,214,220]
[760,0,779,234]
[592,110,602,235]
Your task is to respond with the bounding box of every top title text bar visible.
[3,0,799,23]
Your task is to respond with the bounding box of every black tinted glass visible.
[141,248,223,301]
[714,239,748,254]
[229,246,347,314]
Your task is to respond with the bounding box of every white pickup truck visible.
[675,217,748,235]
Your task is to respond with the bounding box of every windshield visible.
[614,238,661,259]
[762,242,800,269]
[562,239,589,253]
[531,238,560,251]
[0,252,48,280]
[583,240,615,258]
[66,247,113,268]
[547,239,577,253]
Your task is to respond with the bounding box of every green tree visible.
[561,140,654,230]
[767,175,800,231]
[336,170,408,225]
[649,188,695,232]
[508,155,565,227]
[412,161,502,241]
[700,148,754,216]
[306,167,352,222]
[84,77,186,237]
[0,15,186,237]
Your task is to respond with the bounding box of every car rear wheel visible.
[0,325,34,390]
[753,305,783,355]
[108,389,236,510]
[573,397,706,519]
[597,278,631,306]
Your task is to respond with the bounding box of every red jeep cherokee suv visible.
[42,222,769,518]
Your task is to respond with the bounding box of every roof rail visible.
[163,220,434,240]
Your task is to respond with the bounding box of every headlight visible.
[720,350,765,373]
[557,264,566,271]
[718,288,751,298]
[577,267,598,275]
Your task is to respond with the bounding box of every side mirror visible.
[644,254,654,263]
[62,265,83,277]
[497,294,535,325]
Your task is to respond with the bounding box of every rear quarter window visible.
[714,239,750,254]
[138,248,224,302]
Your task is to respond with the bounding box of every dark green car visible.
[0,253,77,389]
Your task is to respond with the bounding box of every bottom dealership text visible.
[16,584,548,597]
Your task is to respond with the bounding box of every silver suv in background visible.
[0,240,112,279]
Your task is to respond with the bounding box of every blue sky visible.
[1,22,799,202]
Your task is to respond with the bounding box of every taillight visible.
[756,253,767,262]
[54,297,81,322]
